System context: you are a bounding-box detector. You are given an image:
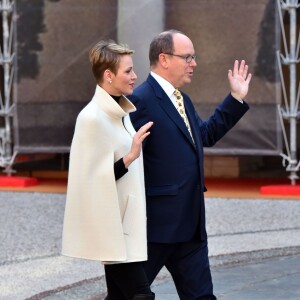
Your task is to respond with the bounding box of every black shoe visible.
[196,295,217,300]
[132,292,155,299]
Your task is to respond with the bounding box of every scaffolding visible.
[277,0,300,185]
[0,1,297,179]
[0,0,16,174]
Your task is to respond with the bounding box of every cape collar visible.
[93,85,136,119]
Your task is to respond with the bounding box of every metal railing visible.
[277,0,300,185]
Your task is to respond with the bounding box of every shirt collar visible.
[150,71,176,99]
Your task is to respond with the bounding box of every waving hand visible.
[228,60,252,101]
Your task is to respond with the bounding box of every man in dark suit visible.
[129,30,252,300]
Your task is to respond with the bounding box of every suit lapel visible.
[185,102,202,152]
[147,76,195,147]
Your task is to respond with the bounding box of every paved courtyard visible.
[0,191,300,299]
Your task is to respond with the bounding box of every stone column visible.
[117,0,164,85]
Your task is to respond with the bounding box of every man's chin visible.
[184,78,192,84]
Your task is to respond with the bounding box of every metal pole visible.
[0,0,16,174]
[288,2,298,184]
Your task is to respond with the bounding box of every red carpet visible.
[0,176,298,199]
[260,184,300,196]
[205,178,300,199]
[0,176,39,187]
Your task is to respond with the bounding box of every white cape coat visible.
[62,85,147,263]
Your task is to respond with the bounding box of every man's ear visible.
[158,53,169,69]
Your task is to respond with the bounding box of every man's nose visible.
[190,59,197,67]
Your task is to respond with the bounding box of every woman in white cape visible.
[62,40,154,300]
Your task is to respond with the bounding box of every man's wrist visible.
[230,92,243,103]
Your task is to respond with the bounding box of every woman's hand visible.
[123,121,154,168]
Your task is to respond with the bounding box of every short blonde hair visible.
[89,40,134,83]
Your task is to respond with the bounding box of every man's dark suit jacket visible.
[129,75,249,244]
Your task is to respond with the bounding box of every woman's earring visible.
[109,80,112,84]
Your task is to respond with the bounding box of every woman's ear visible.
[104,69,113,84]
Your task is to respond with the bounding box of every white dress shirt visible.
[150,71,178,107]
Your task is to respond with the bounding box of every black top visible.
[114,158,128,180]
[111,95,121,103]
